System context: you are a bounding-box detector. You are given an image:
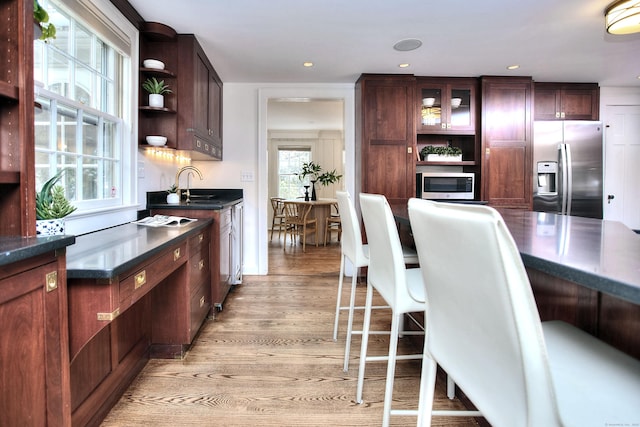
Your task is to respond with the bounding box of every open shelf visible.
[0,81,19,100]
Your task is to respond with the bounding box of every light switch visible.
[138,161,145,178]
[241,171,254,182]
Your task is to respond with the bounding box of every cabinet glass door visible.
[420,88,442,129]
[450,88,472,129]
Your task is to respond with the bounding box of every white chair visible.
[332,191,419,373]
[357,193,425,427]
[407,198,640,427]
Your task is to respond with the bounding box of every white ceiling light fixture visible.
[303,61,314,67]
[605,0,640,34]
[507,64,520,70]
[393,38,422,51]
[398,63,410,68]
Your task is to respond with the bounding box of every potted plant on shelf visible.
[420,145,463,162]
[297,161,342,201]
[34,0,56,41]
[35,171,76,235]
[142,77,172,108]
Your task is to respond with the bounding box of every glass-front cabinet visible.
[417,77,477,134]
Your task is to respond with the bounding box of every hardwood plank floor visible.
[100,237,479,426]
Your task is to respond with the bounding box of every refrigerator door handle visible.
[559,143,567,215]
[565,143,573,216]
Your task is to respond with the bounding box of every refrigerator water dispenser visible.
[537,161,557,195]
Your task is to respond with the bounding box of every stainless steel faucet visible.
[175,165,203,203]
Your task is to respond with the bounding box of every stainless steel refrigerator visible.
[533,121,603,219]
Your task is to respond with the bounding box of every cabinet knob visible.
[555,112,561,119]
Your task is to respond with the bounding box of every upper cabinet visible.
[417,77,477,134]
[138,24,223,160]
[177,35,223,160]
[534,82,599,121]
[0,0,36,236]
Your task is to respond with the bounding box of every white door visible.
[604,105,640,230]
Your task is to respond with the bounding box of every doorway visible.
[257,86,355,274]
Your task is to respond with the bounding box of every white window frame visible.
[34,0,139,235]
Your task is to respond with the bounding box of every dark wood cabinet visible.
[534,82,599,121]
[0,0,36,236]
[355,74,416,204]
[138,25,223,160]
[481,76,533,209]
[177,35,223,160]
[1,246,71,426]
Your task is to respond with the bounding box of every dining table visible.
[286,198,337,245]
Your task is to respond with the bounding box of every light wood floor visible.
[100,236,479,426]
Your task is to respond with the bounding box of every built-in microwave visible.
[416,172,475,200]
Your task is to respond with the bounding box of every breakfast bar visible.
[391,203,640,360]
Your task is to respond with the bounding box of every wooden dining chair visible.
[282,201,318,252]
[324,202,342,245]
[270,197,287,241]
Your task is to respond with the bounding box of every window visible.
[33,0,135,212]
[277,148,311,199]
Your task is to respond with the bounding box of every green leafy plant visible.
[142,77,172,95]
[34,0,56,41]
[297,161,342,186]
[166,184,178,193]
[420,145,462,160]
[36,171,76,220]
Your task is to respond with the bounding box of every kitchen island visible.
[391,202,640,360]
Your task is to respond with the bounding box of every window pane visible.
[82,113,98,156]
[47,51,71,96]
[102,120,116,158]
[278,149,310,199]
[82,158,98,200]
[74,24,92,65]
[34,99,52,150]
[57,105,78,154]
[57,157,78,201]
[48,10,70,55]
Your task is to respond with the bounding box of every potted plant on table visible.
[420,145,463,162]
[142,77,172,108]
[297,161,342,201]
[35,171,76,235]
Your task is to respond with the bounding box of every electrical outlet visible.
[137,161,145,178]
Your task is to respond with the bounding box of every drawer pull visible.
[97,308,120,321]
[200,296,205,307]
[134,270,146,289]
[174,248,181,261]
[45,271,58,292]
[199,259,205,270]
[198,233,204,243]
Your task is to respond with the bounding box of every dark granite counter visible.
[391,203,640,305]
[66,219,211,279]
[147,188,243,210]
[0,234,76,266]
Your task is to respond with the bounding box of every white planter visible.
[36,218,65,236]
[149,94,164,108]
[426,154,462,162]
[166,193,180,204]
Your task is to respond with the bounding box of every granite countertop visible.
[66,219,211,279]
[147,188,243,210]
[391,203,640,305]
[0,234,76,266]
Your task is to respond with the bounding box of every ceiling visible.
[128,0,640,129]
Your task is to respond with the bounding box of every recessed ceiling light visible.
[393,39,422,52]
[398,63,410,68]
[507,64,520,70]
[303,62,313,67]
